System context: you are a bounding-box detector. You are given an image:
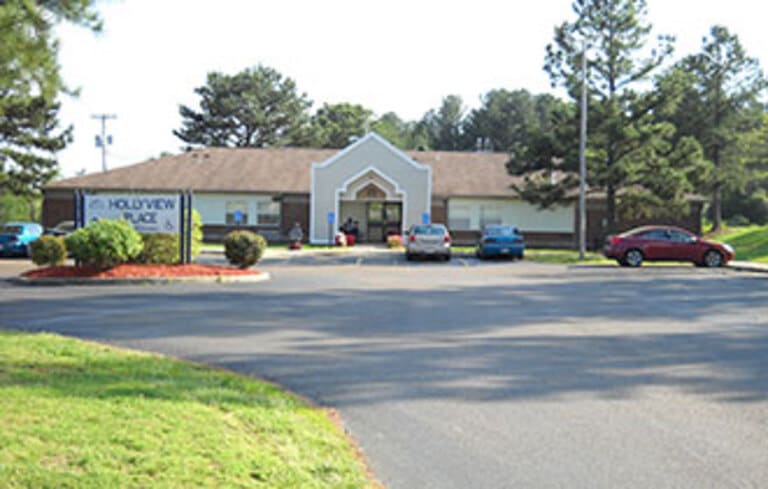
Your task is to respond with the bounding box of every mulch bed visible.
[23,264,259,279]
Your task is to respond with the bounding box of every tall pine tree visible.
[671,26,766,230]
[510,0,701,234]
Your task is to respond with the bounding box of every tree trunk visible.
[28,196,37,222]
[711,147,722,232]
[712,185,723,232]
[606,184,617,236]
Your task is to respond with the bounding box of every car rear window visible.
[485,227,517,237]
[1,226,23,234]
[412,225,446,235]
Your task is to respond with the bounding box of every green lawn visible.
[451,246,611,264]
[0,331,375,489]
[706,225,768,262]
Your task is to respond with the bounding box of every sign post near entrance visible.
[326,211,335,246]
[422,212,430,225]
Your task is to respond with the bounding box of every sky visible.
[53,0,768,178]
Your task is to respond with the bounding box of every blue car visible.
[0,222,44,257]
[476,225,525,260]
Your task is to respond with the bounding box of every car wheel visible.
[517,252,524,260]
[405,253,413,261]
[444,254,451,262]
[703,249,724,268]
[623,249,644,267]
[618,259,629,267]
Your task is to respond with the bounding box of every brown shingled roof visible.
[46,147,523,198]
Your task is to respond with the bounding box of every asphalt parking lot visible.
[1,256,767,488]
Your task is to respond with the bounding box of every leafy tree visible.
[671,26,767,230]
[311,102,372,148]
[464,89,542,152]
[174,65,313,148]
[419,95,467,150]
[511,0,701,234]
[0,1,100,213]
[370,112,429,150]
[719,112,768,224]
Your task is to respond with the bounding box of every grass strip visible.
[0,331,376,489]
[706,225,768,262]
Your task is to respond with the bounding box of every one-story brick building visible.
[43,133,702,248]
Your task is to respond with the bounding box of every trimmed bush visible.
[29,236,67,267]
[223,230,267,268]
[66,219,143,269]
[137,233,179,264]
[135,209,204,264]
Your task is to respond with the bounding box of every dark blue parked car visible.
[0,222,44,257]
[476,225,525,260]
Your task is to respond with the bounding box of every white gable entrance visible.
[310,133,431,244]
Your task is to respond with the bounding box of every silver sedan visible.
[405,224,451,261]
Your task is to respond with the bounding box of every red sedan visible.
[603,226,734,268]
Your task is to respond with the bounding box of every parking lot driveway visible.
[1,263,767,488]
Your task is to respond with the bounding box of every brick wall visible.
[42,191,75,228]
[280,195,310,242]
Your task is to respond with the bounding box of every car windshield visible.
[412,225,445,235]
[485,227,516,237]
[1,225,23,234]
[55,222,75,231]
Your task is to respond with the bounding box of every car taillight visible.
[409,234,416,243]
[610,236,622,245]
[444,234,451,244]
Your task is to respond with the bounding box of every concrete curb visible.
[8,272,271,286]
[726,262,768,274]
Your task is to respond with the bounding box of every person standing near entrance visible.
[288,222,303,250]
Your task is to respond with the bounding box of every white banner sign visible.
[83,193,181,234]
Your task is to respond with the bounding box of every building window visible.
[449,205,471,230]
[480,204,502,228]
[225,201,248,225]
[257,200,280,226]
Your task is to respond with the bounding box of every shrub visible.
[135,209,204,264]
[29,236,67,267]
[386,234,403,249]
[223,230,267,268]
[137,233,179,264]
[66,219,143,269]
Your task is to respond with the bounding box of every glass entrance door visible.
[366,202,402,243]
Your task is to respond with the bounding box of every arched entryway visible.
[338,169,403,243]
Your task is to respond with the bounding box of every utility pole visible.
[578,43,588,260]
[92,113,117,172]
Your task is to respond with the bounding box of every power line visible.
[92,113,117,172]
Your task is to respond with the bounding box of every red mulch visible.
[23,264,259,279]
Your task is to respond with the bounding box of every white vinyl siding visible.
[447,198,574,232]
